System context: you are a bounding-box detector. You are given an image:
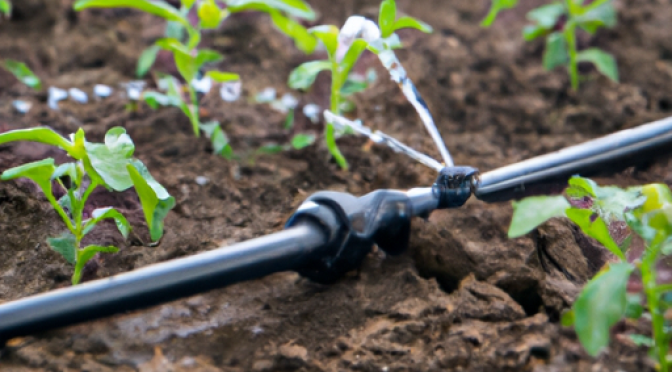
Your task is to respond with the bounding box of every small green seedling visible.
[73,0,317,159]
[509,176,672,371]
[288,0,431,170]
[482,0,618,90]
[1,59,42,90]
[0,0,11,17]
[0,127,175,285]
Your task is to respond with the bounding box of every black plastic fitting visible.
[432,166,479,209]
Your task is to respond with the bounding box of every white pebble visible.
[68,88,88,104]
[254,87,276,103]
[191,76,212,94]
[48,87,68,110]
[220,81,242,102]
[123,80,146,101]
[280,93,298,109]
[302,103,320,123]
[12,100,32,114]
[195,176,209,186]
[94,84,113,98]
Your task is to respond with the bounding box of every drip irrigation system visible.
[0,115,671,345]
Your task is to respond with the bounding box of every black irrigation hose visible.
[1,115,672,344]
[0,222,327,343]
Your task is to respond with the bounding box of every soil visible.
[1,0,672,371]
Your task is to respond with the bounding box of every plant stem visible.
[643,239,670,372]
[327,63,348,170]
[563,18,579,90]
[188,86,201,137]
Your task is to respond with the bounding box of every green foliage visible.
[482,0,619,90]
[507,177,672,370]
[2,59,42,90]
[74,0,316,160]
[0,127,175,285]
[287,0,431,170]
[0,0,10,16]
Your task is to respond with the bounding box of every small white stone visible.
[303,103,320,123]
[93,84,113,98]
[68,88,88,104]
[48,87,68,110]
[280,93,299,109]
[195,176,209,186]
[191,76,212,94]
[254,87,276,103]
[12,100,32,114]
[220,81,242,102]
[123,80,146,101]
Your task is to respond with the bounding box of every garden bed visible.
[1,0,672,370]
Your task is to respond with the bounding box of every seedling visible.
[509,176,672,371]
[0,127,175,285]
[288,0,434,170]
[1,59,42,90]
[482,0,618,90]
[0,0,10,17]
[73,0,318,159]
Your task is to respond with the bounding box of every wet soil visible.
[1,0,672,370]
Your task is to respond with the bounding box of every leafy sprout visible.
[482,0,618,90]
[0,127,175,285]
[0,0,10,17]
[73,0,317,159]
[509,176,672,371]
[287,0,432,170]
[1,59,42,90]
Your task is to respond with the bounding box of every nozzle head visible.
[432,166,479,209]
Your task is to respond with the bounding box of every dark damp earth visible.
[1,0,672,371]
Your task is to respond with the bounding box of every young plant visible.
[0,127,175,285]
[0,0,10,17]
[287,0,432,170]
[73,0,317,158]
[509,176,672,371]
[482,0,618,90]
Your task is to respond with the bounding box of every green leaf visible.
[624,293,643,319]
[378,0,396,38]
[566,208,625,260]
[270,11,317,54]
[576,48,619,82]
[73,244,119,284]
[288,60,330,90]
[1,159,56,196]
[308,25,339,58]
[155,38,197,82]
[200,121,233,158]
[567,175,598,198]
[73,0,191,29]
[256,144,287,154]
[573,262,634,356]
[337,39,368,87]
[47,232,77,265]
[522,24,547,41]
[543,32,568,71]
[2,59,42,90]
[198,0,222,29]
[181,0,196,9]
[165,20,185,39]
[508,195,570,238]
[226,0,316,21]
[290,133,315,150]
[143,91,183,109]
[526,3,565,29]
[83,129,136,191]
[392,16,433,34]
[0,128,75,156]
[51,162,79,186]
[561,309,574,326]
[0,0,11,16]
[629,334,654,348]
[206,70,240,82]
[127,160,175,242]
[83,207,131,238]
[284,108,294,130]
[481,0,518,27]
[195,49,224,70]
[340,76,368,96]
[575,1,616,33]
[136,45,161,78]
